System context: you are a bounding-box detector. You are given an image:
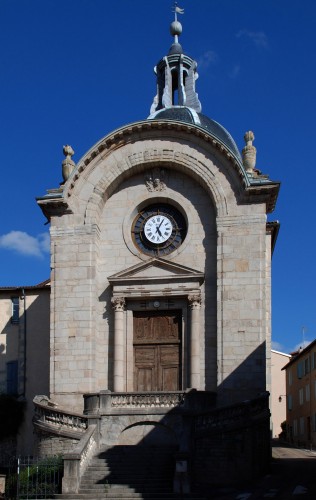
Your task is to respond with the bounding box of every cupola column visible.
[188,294,201,389]
[111,297,126,392]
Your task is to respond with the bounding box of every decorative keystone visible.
[242,131,256,174]
[62,145,75,182]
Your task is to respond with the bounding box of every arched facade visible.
[38,121,279,412]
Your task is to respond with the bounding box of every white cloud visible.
[271,341,285,352]
[0,231,50,258]
[197,50,218,70]
[236,30,268,49]
[292,340,312,352]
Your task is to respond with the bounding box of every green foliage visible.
[0,394,26,438]
[5,456,63,499]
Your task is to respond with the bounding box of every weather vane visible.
[173,1,184,21]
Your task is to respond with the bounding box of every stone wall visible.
[193,394,271,488]
[36,434,79,457]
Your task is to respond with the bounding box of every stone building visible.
[0,281,50,457]
[282,340,316,448]
[271,349,291,438]
[32,13,280,494]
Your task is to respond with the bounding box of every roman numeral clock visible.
[132,204,187,257]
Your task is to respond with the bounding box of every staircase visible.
[56,444,205,499]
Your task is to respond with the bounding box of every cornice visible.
[66,120,247,194]
[37,120,280,220]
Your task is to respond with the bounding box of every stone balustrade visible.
[111,391,186,408]
[62,424,98,494]
[195,392,270,435]
[84,390,187,414]
[33,398,88,439]
[83,389,216,415]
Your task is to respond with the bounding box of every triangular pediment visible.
[109,258,204,284]
[108,259,204,298]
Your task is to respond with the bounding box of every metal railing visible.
[4,455,63,499]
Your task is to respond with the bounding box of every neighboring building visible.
[0,281,50,456]
[271,349,291,438]
[1,12,281,493]
[282,340,316,448]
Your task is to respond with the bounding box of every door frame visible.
[125,298,188,392]
[133,310,182,391]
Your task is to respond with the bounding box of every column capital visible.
[188,294,201,309]
[111,296,126,312]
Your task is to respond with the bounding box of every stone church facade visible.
[33,14,279,493]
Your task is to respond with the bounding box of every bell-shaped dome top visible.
[148,106,241,161]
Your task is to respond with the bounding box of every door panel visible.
[133,311,181,391]
[134,346,156,391]
[134,311,181,343]
[159,345,180,391]
[135,368,155,391]
[161,367,179,391]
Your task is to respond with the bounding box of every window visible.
[6,360,18,395]
[293,419,298,436]
[297,361,303,379]
[11,297,19,324]
[299,417,305,435]
[312,352,316,371]
[288,394,293,411]
[304,357,310,375]
[289,369,293,386]
[299,388,304,405]
[314,414,316,433]
[306,384,310,402]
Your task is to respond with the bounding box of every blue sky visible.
[0,0,315,354]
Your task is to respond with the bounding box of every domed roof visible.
[148,106,241,161]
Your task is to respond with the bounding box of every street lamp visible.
[279,395,286,403]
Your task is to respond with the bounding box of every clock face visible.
[132,204,187,257]
[144,215,173,244]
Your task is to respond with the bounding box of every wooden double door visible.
[133,310,182,392]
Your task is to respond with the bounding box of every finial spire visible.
[173,2,184,21]
[171,2,184,45]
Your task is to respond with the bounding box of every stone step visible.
[80,479,171,489]
[79,486,171,491]
[56,494,206,499]
[57,496,205,500]
[84,466,171,473]
[68,445,179,500]
[82,468,173,478]
[82,474,171,480]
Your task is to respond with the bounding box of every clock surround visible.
[131,203,187,257]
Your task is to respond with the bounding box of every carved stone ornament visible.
[188,294,201,309]
[62,144,76,182]
[242,131,257,174]
[111,297,126,312]
[145,168,166,192]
